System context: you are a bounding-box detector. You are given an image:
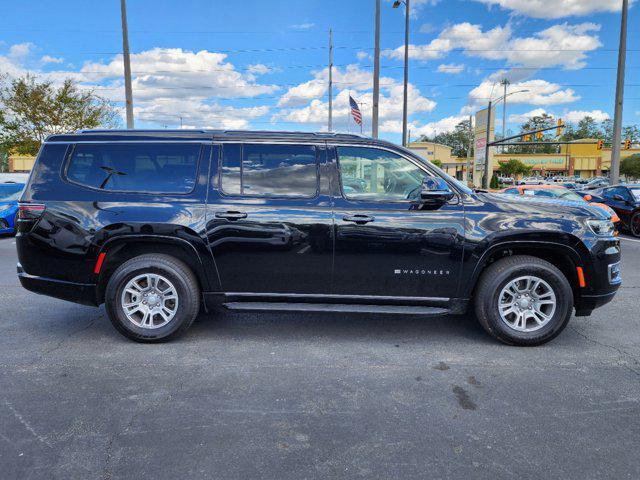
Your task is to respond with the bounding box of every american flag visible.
[349,95,362,126]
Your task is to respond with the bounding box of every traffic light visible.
[597,139,604,150]
[523,134,531,142]
[625,139,631,150]
[556,119,564,137]
[536,130,544,140]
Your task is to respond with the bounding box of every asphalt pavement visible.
[0,234,639,479]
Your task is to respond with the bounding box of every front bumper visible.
[575,238,621,315]
[17,263,98,306]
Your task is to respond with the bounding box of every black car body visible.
[579,184,640,236]
[16,130,622,345]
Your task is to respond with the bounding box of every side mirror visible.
[584,194,592,202]
[419,177,455,205]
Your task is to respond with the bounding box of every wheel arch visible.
[464,240,584,302]
[94,234,218,305]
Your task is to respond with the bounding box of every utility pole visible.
[372,0,381,138]
[328,28,333,132]
[483,101,492,189]
[611,0,629,185]
[501,78,510,153]
[120,0,134,128]
[466,115,473,183]
[402,0,410,146]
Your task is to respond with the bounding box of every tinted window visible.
[220,144,317,197]
[337,147,426,201]
[603,187,628,200]
[503,188,518,195]
[66,143,200,193]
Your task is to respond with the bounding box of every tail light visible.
[18,203,46,220]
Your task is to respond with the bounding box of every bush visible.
[490,173,500,189]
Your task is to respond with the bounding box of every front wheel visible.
[105,254,200,342]
[474,255,573,346]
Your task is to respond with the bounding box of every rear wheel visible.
[474,255,573,346]
[630,211,640,238]
[105,254,200,342]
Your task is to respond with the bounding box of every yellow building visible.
[407,141,468,179]
[8,155,36,172]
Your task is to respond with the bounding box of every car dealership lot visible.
[0,236,639,479]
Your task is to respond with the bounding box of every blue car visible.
[0,183,25,235]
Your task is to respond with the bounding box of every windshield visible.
[526,188,585,202]
[0,184,24,202]
[630,188,640,202]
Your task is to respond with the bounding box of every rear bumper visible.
[17,263,98,307]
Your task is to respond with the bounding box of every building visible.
[407,141,467,179]
[409,139,640,182]
[7,155,36,172]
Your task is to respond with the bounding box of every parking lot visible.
[0,235,639,479]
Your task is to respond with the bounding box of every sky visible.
[0,0,638,143]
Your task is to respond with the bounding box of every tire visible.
[474,255,573,346]
[630,211,640,238]
[105,254,200,342]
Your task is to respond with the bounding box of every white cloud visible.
[41,55,64,64]
[356,51,371,61]
[508,108,610,124]
[564,109,610,123]
[9,42,33,58]
[473,0,633,19]
[290,22,315,30]
[273,65,436,130]
[382,114,468,137]
[383,22,601,70]
[437,63,465,74]
[247,63,273,75]
[469,79,580,106]
[509,108,548,123]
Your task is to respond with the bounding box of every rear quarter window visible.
[65,143,201,194]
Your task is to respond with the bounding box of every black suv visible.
[16,130,621,345]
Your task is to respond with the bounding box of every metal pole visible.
[611,0,628,185]
[402,0,410,146]
[501,79,509,153]
[466,115,473,183]
[372,0,380,138]
[120,0,134,129]
[483,101,492,189]
[328,29,333,132]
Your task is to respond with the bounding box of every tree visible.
[420,119,473,158]
[512,114,557,154]
[498,158,532,178]
[490,173,500,189]
[432,159,443,168]
[0,74,119,155]
[620,154,640,181]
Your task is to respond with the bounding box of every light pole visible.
[611,0,629,185]
[372,0,380,138]
[500,78,510,151]
[120,0,134,128]
[483,89,529,188]
[393,0,410,147]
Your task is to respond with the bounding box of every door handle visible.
[215,210,248,221]
[342,214,375,225]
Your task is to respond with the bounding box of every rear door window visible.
[220,144,318,198]
[66,143,201,194]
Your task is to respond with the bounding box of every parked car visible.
[517,177,547,185]
[558,182,578,190]
[583,178,610,190]
[498,176,514,185]
[0,172,30,184]
[578,184,640,237]
[500,184,621,228]
[0,183,24,235]
[16,130,621,346]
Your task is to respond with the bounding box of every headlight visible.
[586,219,615,236]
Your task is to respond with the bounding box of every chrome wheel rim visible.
[120,273,179,329]
[498,275,556,333]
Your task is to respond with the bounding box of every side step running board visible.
[223,302,449,316]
